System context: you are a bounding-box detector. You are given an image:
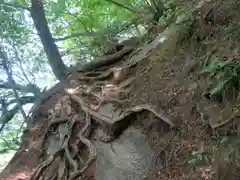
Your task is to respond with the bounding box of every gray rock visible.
[96,126,157,180]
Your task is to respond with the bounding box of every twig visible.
[2,2,30,11]
[12,44,32,84]
[55,31,101,42]
[0,46,28,122]
[103,0,137,13]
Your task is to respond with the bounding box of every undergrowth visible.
[202,56,240,101]
[211,136,240,179]
[187,136,240,179]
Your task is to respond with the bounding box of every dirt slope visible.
[1,0,240,180]
[130,1,240,179]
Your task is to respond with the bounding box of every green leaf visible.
[210,79,229,96]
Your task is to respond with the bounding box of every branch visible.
[0,105,19,132]
[0,92,14,99]
[3,2,30,11]
[0,82,40,95]
[12,44,31,84]
[0,95,36,133]
[6,95,36,106]
[56,17,138,43]
[0,147,18,154]
[0,46,28,122]
[0,82,11,89]
[103,0,137,13]
[0,137,18,150]
[54,31,102,42]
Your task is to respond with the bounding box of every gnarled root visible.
[30,150,63,180]
[68,93,175,127]
[30,109,96,180]
[69,113,96,180]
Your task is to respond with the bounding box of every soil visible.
[129,1,240,179]
[1,0,240,179]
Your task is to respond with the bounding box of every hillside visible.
[1,0,240,180]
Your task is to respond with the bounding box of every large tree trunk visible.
[30,0,68,81]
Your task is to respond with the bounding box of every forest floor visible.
[2,0,240,180]
[136,0,240,179]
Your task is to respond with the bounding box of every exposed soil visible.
[129,1,240,179]
[2,0,240,180]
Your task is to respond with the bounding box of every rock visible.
[96,126,158,180]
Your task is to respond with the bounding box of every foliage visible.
[188,150,212,165]
[0,1,52,164]
[215,136,240,164]
[187,136,240,179]
[202,57,240,99]
[46,0,137,63]
[45,0,169,63]
[0,129,20,154]
[211,136,240,179]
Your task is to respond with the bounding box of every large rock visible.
[96,126,157,180]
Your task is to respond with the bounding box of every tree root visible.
[63,116,78,174]
[31,108,96,180]
[69,112,96,180]
[57,157,66,180]
[30,150,63,180]
[72,46,134,72]
[68,93,175,127]
[78,68,114,81]
[115,104,175,126]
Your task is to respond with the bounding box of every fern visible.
[202,58,240,98]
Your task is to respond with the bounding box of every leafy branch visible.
[104,0,138,13]
[54,31,103,42]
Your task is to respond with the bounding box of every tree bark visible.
[30,0,68,81]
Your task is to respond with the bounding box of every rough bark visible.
[30,0,68,81]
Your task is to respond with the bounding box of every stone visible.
[96,126,158,180]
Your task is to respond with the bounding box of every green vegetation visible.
[188,150,212,166]
[202,57,240,100]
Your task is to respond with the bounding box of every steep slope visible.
[1,0,240,180]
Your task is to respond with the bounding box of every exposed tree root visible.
[30,36,180,179]
[30,54,176,180]
[68,93,175,127]
[30,150,63,180]
[69,113,96,180]
[63,116,78,174]
[78,68,114,81]
[30,102,96,180]
[41,118,69,149]
[71,46,134,73]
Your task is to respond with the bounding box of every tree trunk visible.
[30,0,68,81]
